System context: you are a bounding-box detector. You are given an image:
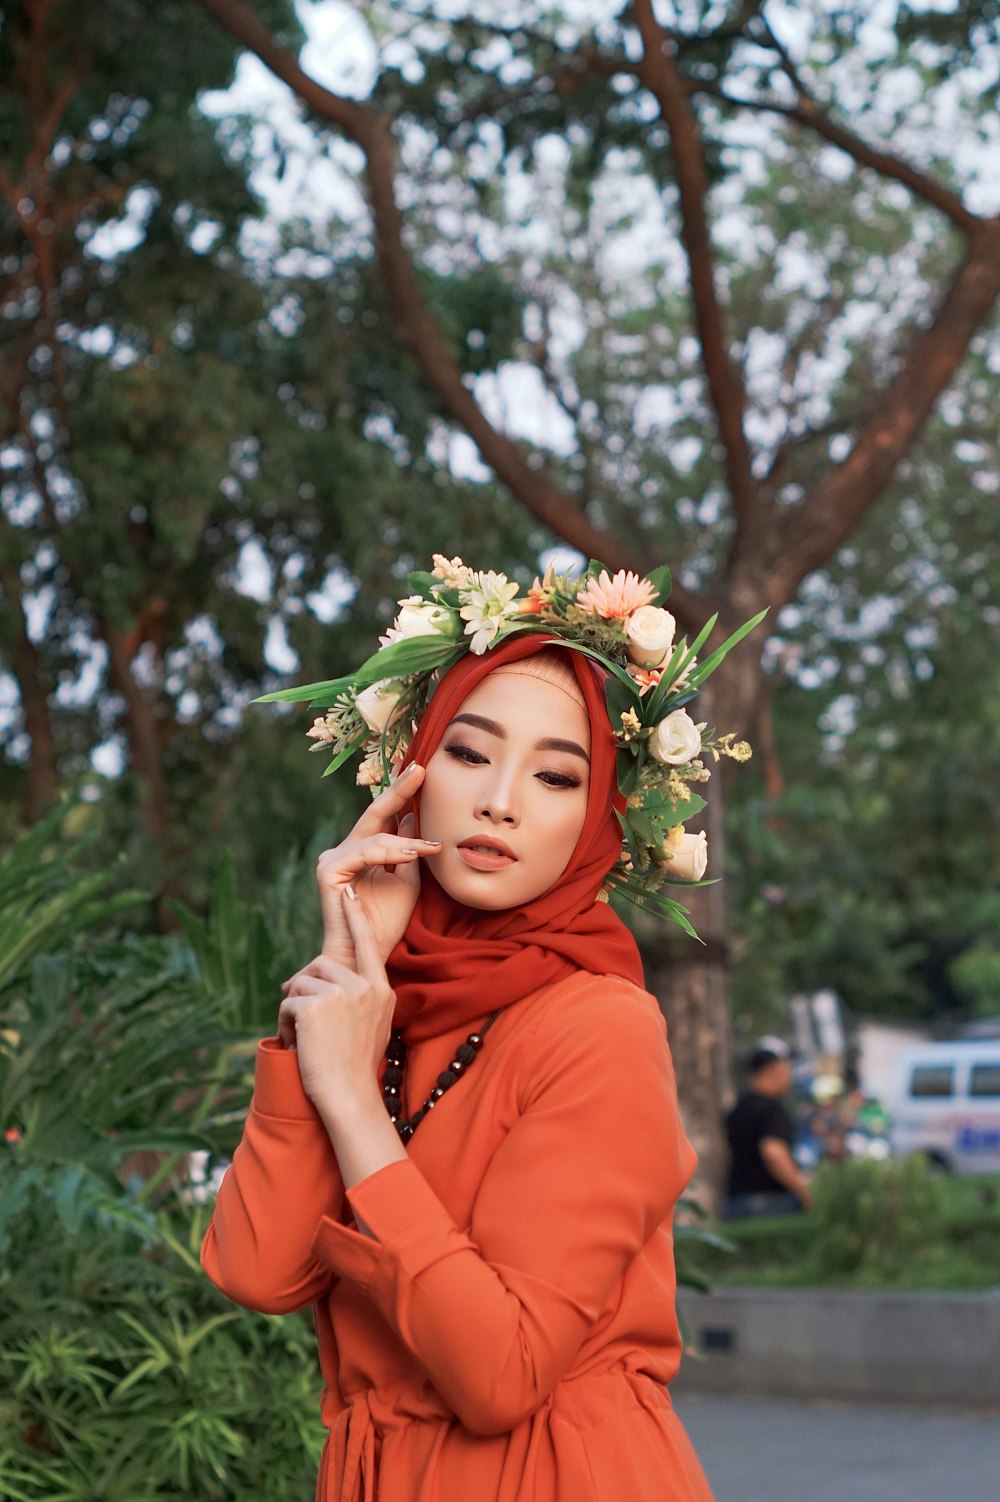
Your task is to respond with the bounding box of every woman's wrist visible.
[314,1078,383,1133]
[317,1086,407,1193]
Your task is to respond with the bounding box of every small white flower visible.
[662,826,708,881]
[459,570,520,654]
[354,679,404,734]
[306,714,338,746]
[356,746,384,787]
[625,605,676,667]
[431,554,473,586]
[649,708,703,765]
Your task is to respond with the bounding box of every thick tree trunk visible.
[0,563,61,822]
[102,625,184,929]
[642,632,763,1208]
[643,882,732,1207]
[17,654,59,824]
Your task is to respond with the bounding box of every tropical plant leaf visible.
[252,673,354,705]
[606,876,703,940]
[685,609,769,688]
[320,733,368,778]
[647,563,672,606]
[352,634,459,689]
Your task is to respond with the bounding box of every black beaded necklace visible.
[382,1010,502,1142]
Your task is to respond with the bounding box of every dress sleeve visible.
[309,979,695,1435]
[201,1039,343,1314]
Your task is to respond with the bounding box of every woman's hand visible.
[315,762,439,966]
[277,888,397,1122]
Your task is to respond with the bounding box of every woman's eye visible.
[537,770,582,789]
[444,743,488,766]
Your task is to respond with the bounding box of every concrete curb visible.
[675,1287,1000,1408]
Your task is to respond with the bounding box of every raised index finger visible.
[354,762,425,836]
[341,886,391,986]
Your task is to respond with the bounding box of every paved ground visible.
[675,1393,1000,1502]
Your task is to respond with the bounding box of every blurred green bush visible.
[701,1157,1000,1291]
[0,802,326,1500]
[808,1155,944,1280]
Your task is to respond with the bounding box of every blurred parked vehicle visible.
[890,1041,1000,1173]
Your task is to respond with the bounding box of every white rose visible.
[354,679,404,734]
[625,605,676,667]
[649,708,703,765]
[388,596,455,642]
[664,828,708,881]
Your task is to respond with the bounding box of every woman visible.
[203,563,750,1500]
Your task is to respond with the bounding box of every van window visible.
[969,1064,1000,1098]
[909,1065,955,1098]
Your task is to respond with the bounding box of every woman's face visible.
[417,668,592,910]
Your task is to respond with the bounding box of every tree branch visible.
[193,0,712,619]
[712,14,980,234]
[195,0,369,135]
[773,218,1000,597]
[711,85,978,233]
[763,410,867,488]
[632,0,759,537]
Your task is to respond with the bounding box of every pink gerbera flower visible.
[575,569,656,620]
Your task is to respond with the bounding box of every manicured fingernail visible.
[420,838,442,845]
[402,763,420,778]
[400,848,418,856]
[343,884,357,901]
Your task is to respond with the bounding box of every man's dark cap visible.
[747,1035,791,1074]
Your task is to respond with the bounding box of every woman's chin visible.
[432,858,543,912]
[436,874,519,911]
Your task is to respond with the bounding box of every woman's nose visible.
[475,777,519,826]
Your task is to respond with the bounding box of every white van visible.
[890,1041,1000,1173]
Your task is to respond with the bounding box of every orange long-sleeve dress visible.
[201,971,714,1502]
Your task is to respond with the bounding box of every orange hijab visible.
[387,635,644,1041]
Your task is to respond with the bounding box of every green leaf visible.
[606,876,704,940]
[676,1225,737,1254]
[252,674,354,706]
[642,638,688,722]
[645,614,718,720]
[616,749,642,797]
[626,809,658,845]
[320,735,368,778]
[112,1127,213,1155]
[643,791,707,826]
[546,636,635,689]
[604,674,635,725]
[353,635,459,689]
[686,609,769,688]
[647,564,672,606]
[676,1268,712,1293]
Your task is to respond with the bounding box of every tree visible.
[0,0,537,917]
[726,336,1000,1037]
[189,0,999,1188]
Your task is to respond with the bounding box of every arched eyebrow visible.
[449,712,590,764]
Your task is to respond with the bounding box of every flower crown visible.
[257,556,765,937]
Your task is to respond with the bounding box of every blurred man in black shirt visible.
[724,1037,813,1220]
